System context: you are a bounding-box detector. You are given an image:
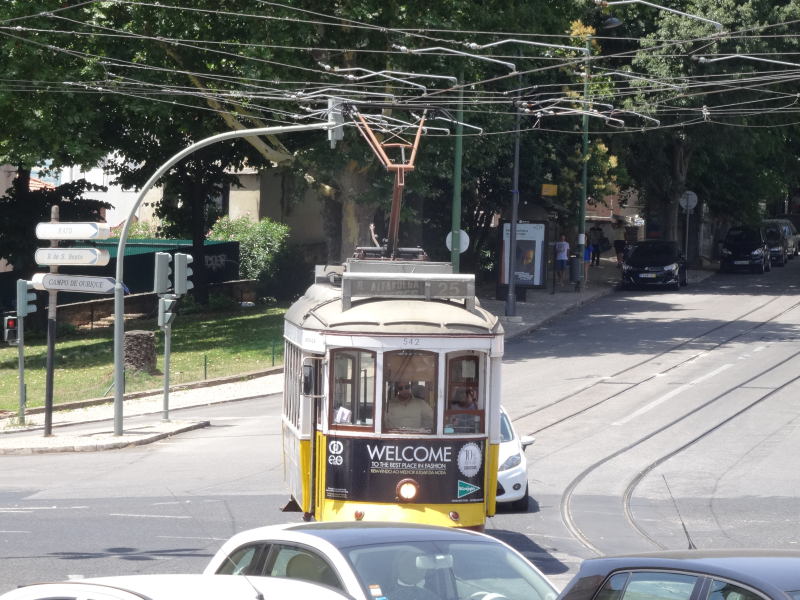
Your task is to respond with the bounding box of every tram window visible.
[444,355,484,435]
[331,350,376,428]
[383,350,437,434]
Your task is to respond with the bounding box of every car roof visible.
[578,549,800,594]
[283,521,491,549]
[5,575,350,600]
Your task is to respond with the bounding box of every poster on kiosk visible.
[501,222,547,288]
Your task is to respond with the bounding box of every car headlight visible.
[498,453,522,472]
[622,264,632,272]
[771,247,781,252]
[751,248,762,256]
[721,248,731,256]
[664,263,678,272]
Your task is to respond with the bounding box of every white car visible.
[496,407,535,511]
[0,574,349,600]
[204,522,559,600]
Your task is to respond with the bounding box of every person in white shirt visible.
[555,235,570,285]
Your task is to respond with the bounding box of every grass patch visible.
[0,303,288,412]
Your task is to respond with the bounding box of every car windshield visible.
[726,228,761,244]
[786,592,800,600]
[628,243,676,260]
[344,540,558,600]
[500,413,514,443]
[765,227,781,240]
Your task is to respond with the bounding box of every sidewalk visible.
[480,254,621,340]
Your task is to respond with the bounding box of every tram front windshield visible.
[383,350,437,434]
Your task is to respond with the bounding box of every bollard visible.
[569,256,582,283]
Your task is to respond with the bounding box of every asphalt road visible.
[1,261,799,592]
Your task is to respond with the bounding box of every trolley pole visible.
[44,205,59,436]
[576,36,591,292]
[451,72,464,273]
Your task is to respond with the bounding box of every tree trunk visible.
[321,197,342,263]
[661,140,693,242]
[191,169,209,304]
[335,166,376,260]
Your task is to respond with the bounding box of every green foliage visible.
[208,215,291,280]
[110,219,171,240]
[208,293,239,312]
[257,245,313,301]
[178,294,204,315]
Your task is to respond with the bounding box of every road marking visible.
[110,513,191,519]
[68,575,84,580]
[157,535,226,540]
[0,530,30,533]
[152,501,180,505]
[614,364,733,425]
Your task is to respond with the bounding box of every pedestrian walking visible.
[589,222,604,266]
[555,235,569,286]
[613,219,627,268]
[584,238,592,286]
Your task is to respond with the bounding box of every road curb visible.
[0,392,280,436]
[17,365,284,417]
[0,420,210,455]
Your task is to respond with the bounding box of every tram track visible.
[517,296,800,436]
[559,346,800,555]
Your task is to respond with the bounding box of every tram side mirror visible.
[302,364,314,395]
[520,435,535,450]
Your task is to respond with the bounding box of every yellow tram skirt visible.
[319,499,487,530]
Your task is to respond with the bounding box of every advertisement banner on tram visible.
[325,437,485,504]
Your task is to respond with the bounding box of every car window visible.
[708,580,763,600]
[725,229,761,244]
[595,573,630,600]
[621,572,697,600]
[765,228,781,240]
[628,244,676,259]
[786,592,800,600]
[500,412,514,443]
[216,543,267,576]
[264,543,343,590]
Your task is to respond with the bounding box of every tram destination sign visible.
[341,273,475,310]
[35,248,110,267]
[324,437,485,504]
[32,273,116,294]
[36,222,111,240]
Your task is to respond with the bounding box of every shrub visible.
[208,293,238,312]
[257,245,313,301]
[110,219,169,239]
[207,215,290,281]
[178,294,204,315]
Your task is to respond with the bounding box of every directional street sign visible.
[32,273,116,294]
[36,222,111,241]
[35,248,110,267]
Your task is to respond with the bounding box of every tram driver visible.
[386,381,434,432]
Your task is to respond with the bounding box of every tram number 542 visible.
[403,338,420,346]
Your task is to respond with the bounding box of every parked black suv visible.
[622,240,687,291]
[720,226,771,274]
[764,223,789,266]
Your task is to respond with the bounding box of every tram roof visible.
[285,283,502,336]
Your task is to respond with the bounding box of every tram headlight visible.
[498,453,521,472]
[396,478,420,502]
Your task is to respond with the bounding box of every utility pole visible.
[451,71,464,273]
[577,36,591,292]
[44,205,59,436]
[506,87,522,317]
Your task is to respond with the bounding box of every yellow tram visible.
[282,255,505,531]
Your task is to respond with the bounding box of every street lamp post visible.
[577,35,592,292]
[111,122,334,436]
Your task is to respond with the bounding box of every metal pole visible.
[17,308,25,426]
[112,122,332,436]
[685,205,690,262]
[577,36,591,292]
[272,339,275,367]
[162,324,170,422]
[506,78,522,317]
[451,72,464,273]
[44,205,59,436]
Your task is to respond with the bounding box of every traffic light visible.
[4,316,18,343]
[16,280,37,317]
[154,252,172,295]
[158,297,179,328]
[174,253,194,296]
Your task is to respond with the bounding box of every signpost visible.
[542,184,558,197]
[680,191,698,261]
[35,222,111,240]
[445,230,470,254]
[32,273,116,294]
[35,248,110,267]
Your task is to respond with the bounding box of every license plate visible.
[733,261,748,265]
[639,273,657,278]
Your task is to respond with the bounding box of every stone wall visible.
[57,279,256,327]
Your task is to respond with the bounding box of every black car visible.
[558,549,800,600]
[764,224,789,267]
[720,226,771,274]
[622,241,687,290]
